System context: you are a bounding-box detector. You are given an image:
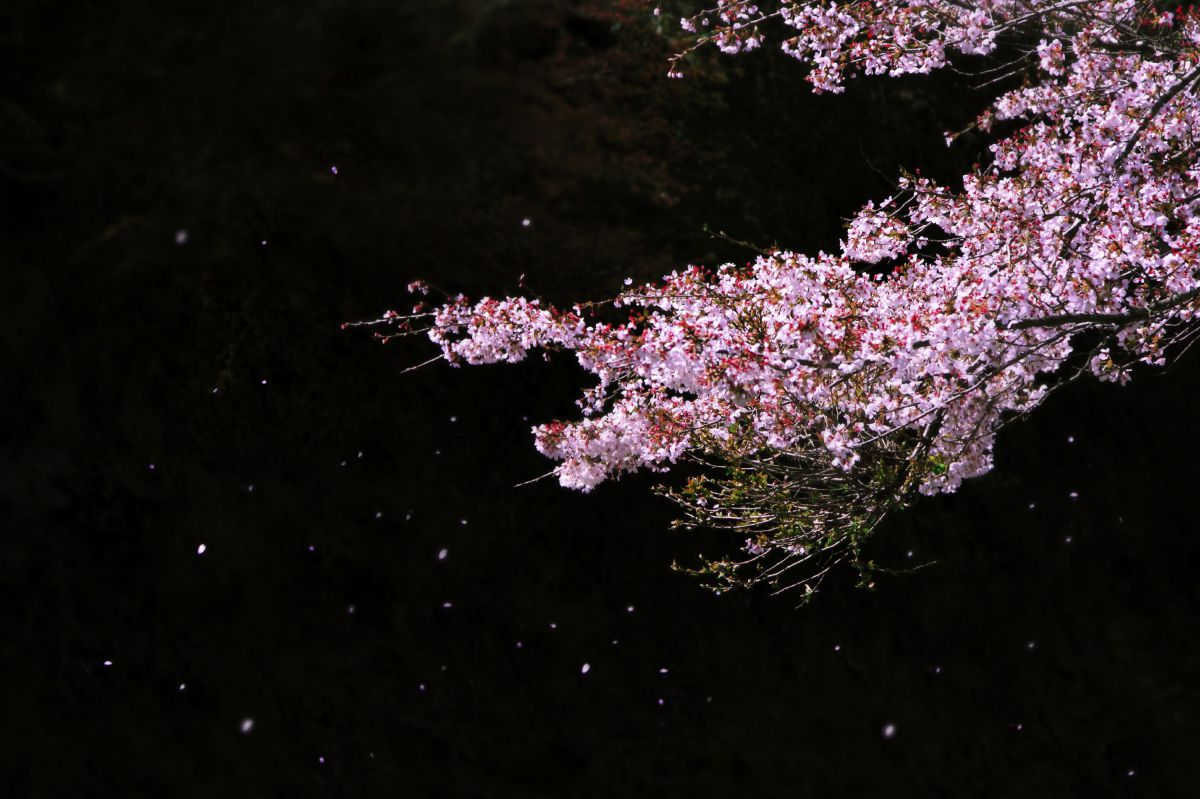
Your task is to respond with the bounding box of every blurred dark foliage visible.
[1,0,1198,796]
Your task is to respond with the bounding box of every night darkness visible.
[4,1,1200,796]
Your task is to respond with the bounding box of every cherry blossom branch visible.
[1008,285,1200,329]
[372,0,1200,600]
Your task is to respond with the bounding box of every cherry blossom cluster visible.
[382,1,1200,595]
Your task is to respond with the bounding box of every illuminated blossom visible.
[380,1,1200,596]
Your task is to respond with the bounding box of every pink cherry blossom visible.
[379,1,1200,597]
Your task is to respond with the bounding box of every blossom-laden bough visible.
[366,1,1200,600]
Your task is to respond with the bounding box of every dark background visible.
[3,1,1199,796]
